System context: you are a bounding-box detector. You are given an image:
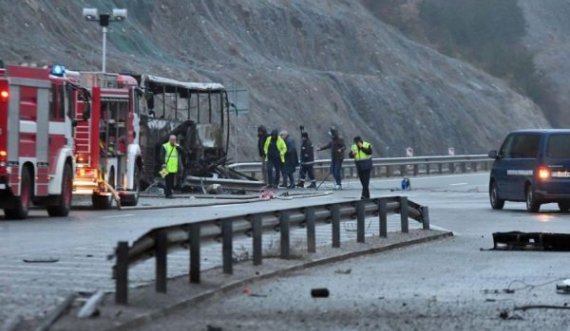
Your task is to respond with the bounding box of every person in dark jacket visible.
[349,136,373,199]
[263,129,287,188]
[257,126,269,184]
[280,130,299,189]
[297,132,316,188]
[317,126,346,190]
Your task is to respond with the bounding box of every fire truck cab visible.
[0,64,81,219]
[71,71,142,208]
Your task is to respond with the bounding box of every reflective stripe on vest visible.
[163,143,179,173]
[351,141,372,161]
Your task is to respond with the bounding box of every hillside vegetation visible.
[363,0,566,128]
[0,0,550,159]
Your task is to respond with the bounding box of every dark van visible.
[489,129,570,212]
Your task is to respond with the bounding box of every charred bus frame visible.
[135,75,230,187]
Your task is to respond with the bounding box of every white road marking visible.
[101,214,135,219]
[450,183,468,186]
[212,204,247,208]
[430,224,459,235]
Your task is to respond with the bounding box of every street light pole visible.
[82,8,127,73]
[102,26,107,73]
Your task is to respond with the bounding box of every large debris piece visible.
[493,232,570,251]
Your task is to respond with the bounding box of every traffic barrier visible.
[111,196,430,304]
[228,154,492,180]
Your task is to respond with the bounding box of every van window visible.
[546,134,570,158]
[503,134,540,159]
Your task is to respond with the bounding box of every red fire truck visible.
[0,64,82,219]
[70,71,142,209]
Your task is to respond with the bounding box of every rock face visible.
[519,0,570,128]
[0,0,549,159]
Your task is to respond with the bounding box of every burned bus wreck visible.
[136,75,258,192]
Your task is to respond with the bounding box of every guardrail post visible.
[438,163,443,174]
[378,199,388,238]
[413,164,419,176]
[472,161,478,172]
[387,165,394,177]
[400,165,406,176]
[400,196,409,233]
[222,219,233,275]
[155,231,168,293]
[115,241,129,305]
[189,223,201,284]
[280,212,290,259]
[421,206,430,230]
[461,162,467,173]
[450,162,455,173]
[356,201,365,243]
[331,205,341,248]
[252,214,263,266]
[305,207,316,253]
[426,163,431,175]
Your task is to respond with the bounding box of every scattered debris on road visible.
[556,279,570,294]
[311,288,330,298]
[492,232,570,251]
[77,290,105,319]
[334,268,352,274]
[23,257,59,263]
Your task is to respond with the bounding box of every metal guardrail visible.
[228,154,492,180]
[112,196,430,304]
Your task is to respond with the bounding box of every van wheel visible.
[558,202,570,212]
[47,164,72,217]
[4,168,32,220]
[525,184,541,213]
[489,181,504,210]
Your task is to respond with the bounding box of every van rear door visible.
[543,133,570,194]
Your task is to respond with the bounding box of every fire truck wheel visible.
[92,193,112,210]
[92,170,114,210]
[121,165,140,207]
[4,168,32,220]
[47,164,72,217]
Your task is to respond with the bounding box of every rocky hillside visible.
[0,0,549,160]
[519,0,570,127]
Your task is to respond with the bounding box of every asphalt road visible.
[131,173,570,331]
[4,172,569,327]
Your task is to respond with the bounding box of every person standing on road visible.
[280,130,299,189]
[264,129,287,188]
[160,134,181,199]
[349,136,373,199]
[257,125,269,184]
[317,126,346,190]
[297,131,317,189]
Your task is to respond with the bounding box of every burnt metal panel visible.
[493,232,570,251]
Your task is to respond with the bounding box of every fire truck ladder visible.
[75,120,91,165]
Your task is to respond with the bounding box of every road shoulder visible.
[48,229,452,331]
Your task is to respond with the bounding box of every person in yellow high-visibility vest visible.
[349,136,373,199]
[264,129,287,188]
[160,134,180,198]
